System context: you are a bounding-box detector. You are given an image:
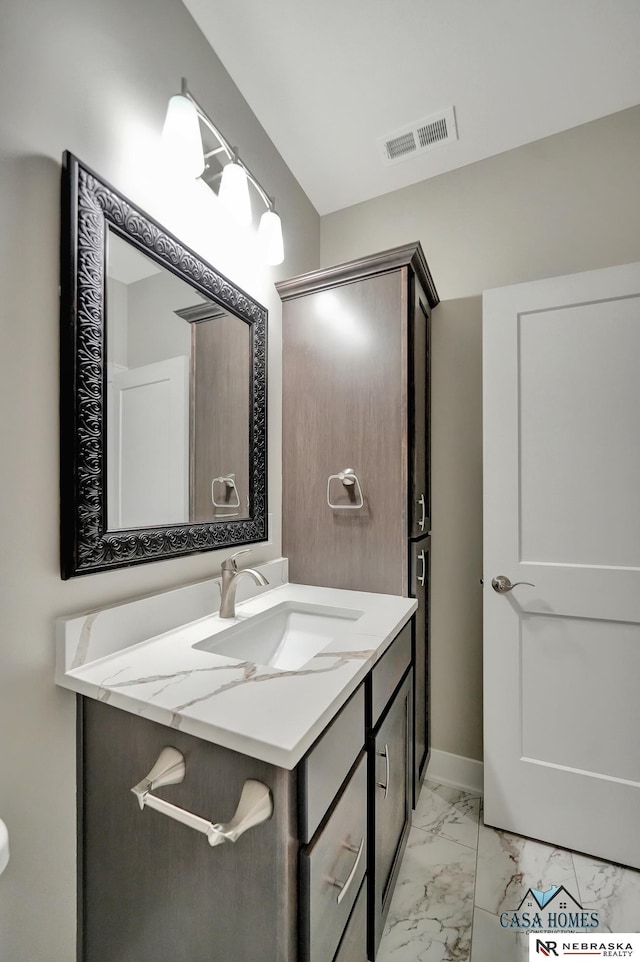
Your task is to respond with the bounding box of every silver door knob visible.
[491,575,535,593]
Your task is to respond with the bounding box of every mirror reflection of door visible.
[106,229,251,530]
[107,356,189,528]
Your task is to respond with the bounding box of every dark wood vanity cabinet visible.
[410,536,431,800]
[333,882,367,962]
[366,623,413,958]
[299,753,367,962]
[277,243,438,597]
[277,244,438,809]
[369,676,412,957]
[78,623,413,962]
[79,698,299,962]
[409,281,432,540]
[299,687,367,962]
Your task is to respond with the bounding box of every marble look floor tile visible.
[470,908,529,962]
[572,851,640,932]
[474,820,579,917]
[413,782,481,851]
[376,827,476,962]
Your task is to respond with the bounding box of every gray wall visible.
[126,271,193,369]
[321,105,640,763]
[0,0,319,958]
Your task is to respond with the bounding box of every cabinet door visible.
[368,672,412,959]
[409,281,431,539]
[282,271,407,595]
[80,700,296,962]
[410,537,430,807]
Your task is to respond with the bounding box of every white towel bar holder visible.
[211,475,241,516]
[131,747,273,847]
[327,468,364,509]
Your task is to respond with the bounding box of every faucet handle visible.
[221,548,252,572]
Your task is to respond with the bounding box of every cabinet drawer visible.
[333,879,367,962]
[300,753,367,962]
[299,685,365,842]
[369,621,412,728]
[369,672,412,958]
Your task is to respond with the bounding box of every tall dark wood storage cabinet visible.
[277,243,438,807]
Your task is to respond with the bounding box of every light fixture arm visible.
[182,80,275,214]
[244,170,275,215]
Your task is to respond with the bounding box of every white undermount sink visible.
[193,601,364,671]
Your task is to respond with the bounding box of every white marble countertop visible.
[56,560,416,769]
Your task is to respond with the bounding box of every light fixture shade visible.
[162,95,204,179]
[218,161,252,226]
[258,209,285,266]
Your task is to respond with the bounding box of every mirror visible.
[105,232,251,529]
[60,153,267,578]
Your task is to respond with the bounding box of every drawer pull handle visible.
[376,743,390,799]
[131,747,273,847]
[417,493,426,531]
[417,550,426,588]
[330,837,365,905]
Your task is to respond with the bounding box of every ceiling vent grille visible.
[379,107,457,165]
[386,131,417,160]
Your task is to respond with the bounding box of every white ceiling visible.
[182,0,640,215]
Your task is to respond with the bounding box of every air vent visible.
[386,131,417,160]
[379,107,457,165]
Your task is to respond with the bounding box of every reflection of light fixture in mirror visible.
[163,79,285,265]
[162,92,205,179]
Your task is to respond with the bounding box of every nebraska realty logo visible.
[530,934,639,958]
[500,883,600,930]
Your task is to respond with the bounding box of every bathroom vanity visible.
[57,160,432,962]
[57,565,416,962]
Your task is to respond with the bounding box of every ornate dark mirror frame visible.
[60,152,267,578]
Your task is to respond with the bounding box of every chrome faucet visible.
[219,549,269,619]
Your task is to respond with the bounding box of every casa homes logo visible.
[529,933,640,958]
[500,884,600,930]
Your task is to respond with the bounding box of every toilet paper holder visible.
[131,747,273,847]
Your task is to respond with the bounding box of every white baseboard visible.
[425,749,484,796]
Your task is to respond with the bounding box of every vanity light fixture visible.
[218,154,252,227]
[162,93,205,179]
[257,209,285,267]
[162,79,285,266]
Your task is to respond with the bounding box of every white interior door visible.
[108,356,189,529]
[483,261,640,869]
